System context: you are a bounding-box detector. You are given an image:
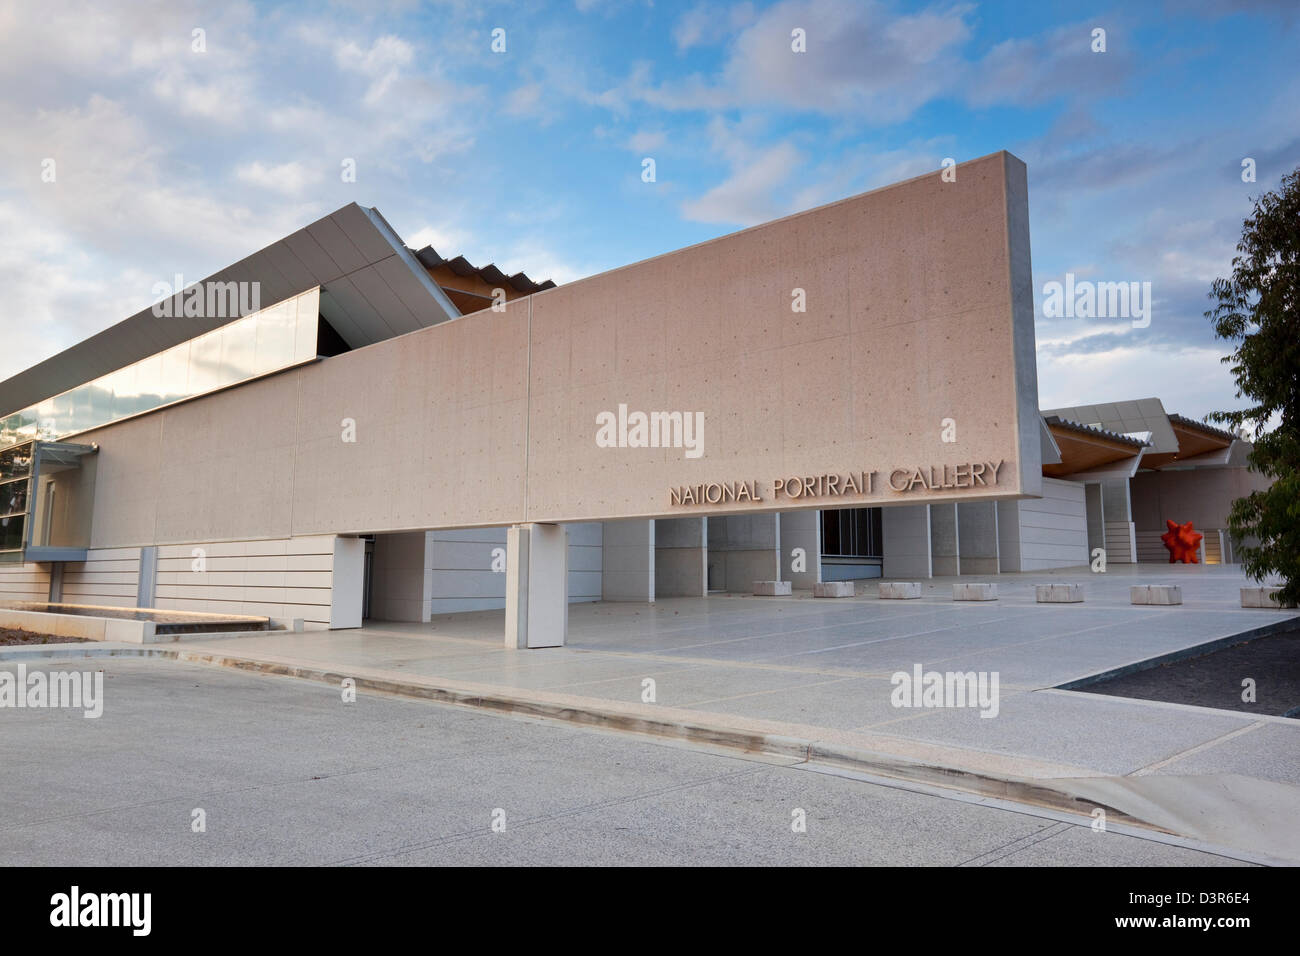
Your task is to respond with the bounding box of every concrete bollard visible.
[753,580,793,596]
[1240,587,1283,608]
[953,582,998,601]
[1035,584,1084,604]
[813,581,855,598]
[879,582,922,600]
[1131,585,1182,606]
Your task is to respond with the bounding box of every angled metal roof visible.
[1041,398,1181,455]
[0,203,461,419]
[1042,415,1149,448]
[411,247,557,294]
[1168,412,1238,443]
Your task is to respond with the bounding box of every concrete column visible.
[330,536,366,629]
[780,509,822,589]
[929,503,959,576]
[505,523,569,649]
[601,519,655,602]
[654,516,707,596]
[997,500,1021,572]
[1084,483,1105,556]
[882,504,932,578]
[956,501,999,574]
[706,513,781,592]
[136,546,157,608]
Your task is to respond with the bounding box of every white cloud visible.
[627,129,668,153]
[236,161,325,195]
[681,118,806,225]
[631,0,974,121]
[1036,344,1246,421]
[405,224,473,254]
[505,83,543,115]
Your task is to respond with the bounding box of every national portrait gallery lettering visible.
[668,460,1004,507]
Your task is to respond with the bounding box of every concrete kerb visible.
[1055,616,1300,691]
[176,651,1170,832]
[0,641,1167,837]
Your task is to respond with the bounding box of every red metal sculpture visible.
[1161,519,1203,564]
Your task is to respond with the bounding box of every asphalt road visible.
[0,658,1253,866]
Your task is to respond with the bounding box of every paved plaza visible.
[4,563,1296,862]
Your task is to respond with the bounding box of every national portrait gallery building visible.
[0,153,1267,646]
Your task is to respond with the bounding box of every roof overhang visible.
[1041,415,1146,478]
[0,203,460,419]
[1141,415,1237,469]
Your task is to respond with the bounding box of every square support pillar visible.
[780,509,822,589]
[882,504,933,579]
[506,523,569,649]
[330,537,366,629]
[930,503,959,576]
[956,501,998,575]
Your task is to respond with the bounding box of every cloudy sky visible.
[0,0,1296,420]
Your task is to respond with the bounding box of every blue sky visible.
[0,0,1296,420]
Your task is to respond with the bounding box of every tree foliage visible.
[1206,166,1300,606]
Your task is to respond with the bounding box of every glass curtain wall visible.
[0,288,320,450]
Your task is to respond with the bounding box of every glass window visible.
[821,507,883,558]
[131,352,164,416]
[158,340,190,405]
[0,513,25,551]
[0,478,29,518]
[0,443,33,482]
[255,302,296,371]
[105,364,137,423]
[188,327,224,395]
[293,291,321,362]
[219,315,259,387]
[0,288,322,451]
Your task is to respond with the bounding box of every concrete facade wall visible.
[707,514,780,592]
[0,562,51,603]
[654,516,707,596]
[1014,477,1088,570]
[428,526,508,615]
[423,524,600,616]
[56,153,1036,555]
[601,519,654,601]
[371,531,431,622]
[1130,466,1270,533]
[61,547,142,608]
[882,504,932,578]
[153,535,342,629]
[566,522,603,604]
